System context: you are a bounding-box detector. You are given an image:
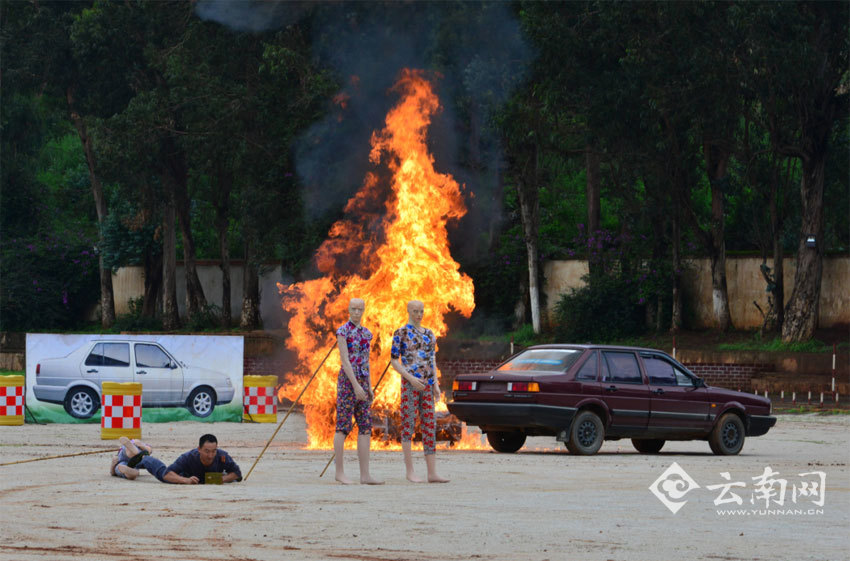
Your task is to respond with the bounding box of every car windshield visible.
[497,349,582,374]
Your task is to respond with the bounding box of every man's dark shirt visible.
[166,449,242,483]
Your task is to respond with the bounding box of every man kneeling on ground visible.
[111,434,242,484]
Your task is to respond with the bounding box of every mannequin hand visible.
[354,385,368,401]
[409,378,426,391]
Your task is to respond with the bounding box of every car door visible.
[642,353,711,433]
[133,343,182,405]
[81,342,133,384]
[600,350,650,434]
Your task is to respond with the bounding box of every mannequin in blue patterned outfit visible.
[334,298,384,485]
[390,300,449,483]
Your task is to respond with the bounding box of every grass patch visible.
[718,337,839,353]
[0,370,24,376]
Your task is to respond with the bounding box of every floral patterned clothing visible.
[392,323,437,454]
[335,321,373,435]
[390,323,436,385]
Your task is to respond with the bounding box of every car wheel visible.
[709,413,745,455]
[486,431,527,453]
[632,438,665,454]
[566,410,605,455]
[64,387,99,419]
[187,386,216,418]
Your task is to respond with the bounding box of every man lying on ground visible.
[110,433,242,484]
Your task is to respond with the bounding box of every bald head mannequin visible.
[407,300,424,328]
[348,298,365,327]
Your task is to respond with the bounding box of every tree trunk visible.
[516,149,541,334]
[704,142,732,332]
[240,238,261,330]
[769,157,788,332]
[215,170,232,328]
[66,88,115,327]
[781,156,826,342]
[141,249,163,319]
[585,147,602,278]
[162,188,180,330]
[670,197,682,333]
[167,151,207,322]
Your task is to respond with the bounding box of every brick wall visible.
[682,362,773,392]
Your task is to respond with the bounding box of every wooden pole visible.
[0,448,116,467]
[243,341,336,481]
[319,360,392,478]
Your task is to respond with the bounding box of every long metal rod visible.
[0,448,116,467]
[319,360,392,478]
[243,341,336,481]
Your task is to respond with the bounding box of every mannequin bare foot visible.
[360,475,385,485]
[335,473,356,485]
[406,472,425,483]
[119,436,141,457]
[116,464,139,480]
[427,474,450,483]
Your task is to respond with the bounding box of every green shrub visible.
[554,274,644,343]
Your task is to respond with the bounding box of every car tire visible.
[486,431,527,453]
[566,410,605,455]
[632,438,665,454]
[709,413,745,455]
[64,386,100,419]
[187,386,216,418]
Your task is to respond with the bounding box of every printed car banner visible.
[25,334,244,423]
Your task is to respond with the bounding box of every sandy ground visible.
[1,413,848,561]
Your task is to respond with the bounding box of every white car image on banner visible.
[26,334,244,422]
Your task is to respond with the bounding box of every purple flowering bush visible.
[0,233,100,330]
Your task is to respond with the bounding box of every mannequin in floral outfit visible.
[334,298,384,485]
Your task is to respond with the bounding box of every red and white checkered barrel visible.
[100,381,142,439]
[0,375,25,426]
[243,375,277,423]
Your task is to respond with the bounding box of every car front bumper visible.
[447,401,577,431]
[746,414,777,437]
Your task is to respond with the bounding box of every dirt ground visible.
[1,413,848,561]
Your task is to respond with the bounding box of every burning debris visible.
[277,69,477,450]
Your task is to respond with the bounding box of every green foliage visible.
[0,234,100,331]
[111,297,162,332]
[554,273,645,343]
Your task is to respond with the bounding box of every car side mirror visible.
[170,361,177,369]
[695,378,706,388]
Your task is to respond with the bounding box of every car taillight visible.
[36,363,40,375]
[453,380,477,391]
[508,382,539,392]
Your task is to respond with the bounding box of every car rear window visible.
[497,349,582,373]
[602,351,643,384]
[86,343,130,367]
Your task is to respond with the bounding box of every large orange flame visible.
[277,69,476,450]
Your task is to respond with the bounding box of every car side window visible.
[575,352,598,381]
[135,344,171,368]
[85,343,104,366]
[603,351,643,384]
[102,343,130,367]
[675,367,695,387]
[643,356,677,386]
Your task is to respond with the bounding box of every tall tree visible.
[2,1,117,327]
[736,2,849,341]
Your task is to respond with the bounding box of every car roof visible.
[523,344,671,354]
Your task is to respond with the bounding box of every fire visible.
[277,69,476,450]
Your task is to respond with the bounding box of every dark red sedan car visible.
[447,345,776,455]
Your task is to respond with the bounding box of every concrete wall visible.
[543,256,849,329]
[113,263,288,328]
